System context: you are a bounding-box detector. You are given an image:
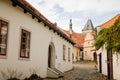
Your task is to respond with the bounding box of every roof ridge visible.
[63,29,81,34]
[100,14,120,28]
[82,19,94,31]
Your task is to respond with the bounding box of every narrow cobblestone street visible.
[64,61,106,80]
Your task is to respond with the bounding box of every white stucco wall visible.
[97,44,120,80]
[0,0,73,79]
[113,54,120,80]
[97,45,107,75]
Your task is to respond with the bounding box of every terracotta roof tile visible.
[100,14,120,28]
[63,30,84,48]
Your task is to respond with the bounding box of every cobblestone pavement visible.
[64,61,107,80]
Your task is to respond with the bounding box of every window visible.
[63,45,66,61]
[88,42,89,44]
[0,20,8,56]
[20,29,31,58]
[85,51,87,56]
[91,42,93,45]
[68,48,70,62]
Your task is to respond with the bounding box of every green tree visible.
[110,17,120,53]
[94,17,120,55]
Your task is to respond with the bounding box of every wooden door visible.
[99,53,102,73]
[48,46,51,68]
[94,52,97,62]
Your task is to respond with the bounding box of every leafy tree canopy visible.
[94,17,120,53]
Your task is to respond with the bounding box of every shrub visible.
[7,77,20,80]
[24,74,43,80]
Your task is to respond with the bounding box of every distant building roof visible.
[63,30,84,49]
[82,19,94,31]
[100,14,120,28]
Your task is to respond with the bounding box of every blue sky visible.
[27,0,120,33]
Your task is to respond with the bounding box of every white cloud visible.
[27,0,120,16]
[55,0,120,13]
[27,0,59,21]
[27,0,120,33]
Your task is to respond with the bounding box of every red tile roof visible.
[64,30,84,48]
[100,14,120,28]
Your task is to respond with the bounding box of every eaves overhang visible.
[10,0,75,45]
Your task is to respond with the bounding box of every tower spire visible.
[69,17,73,38]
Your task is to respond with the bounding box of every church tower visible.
[69,18,73,38]
[82,19,96,61]
[82,19,94,33]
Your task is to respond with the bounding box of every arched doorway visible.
[48,42,55,69]
[80,51,84,60]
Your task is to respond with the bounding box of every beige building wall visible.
[73,47,80,62]
[83,31,95,60]
[0,0,73,79]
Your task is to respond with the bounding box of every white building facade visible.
[96,14,120,80]
[0,0,74,79]
[97,44,120,80]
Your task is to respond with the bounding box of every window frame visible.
[63,45,66,61]
[68,48,70,62]
[0,20,8,56]
[20,29,31,58]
